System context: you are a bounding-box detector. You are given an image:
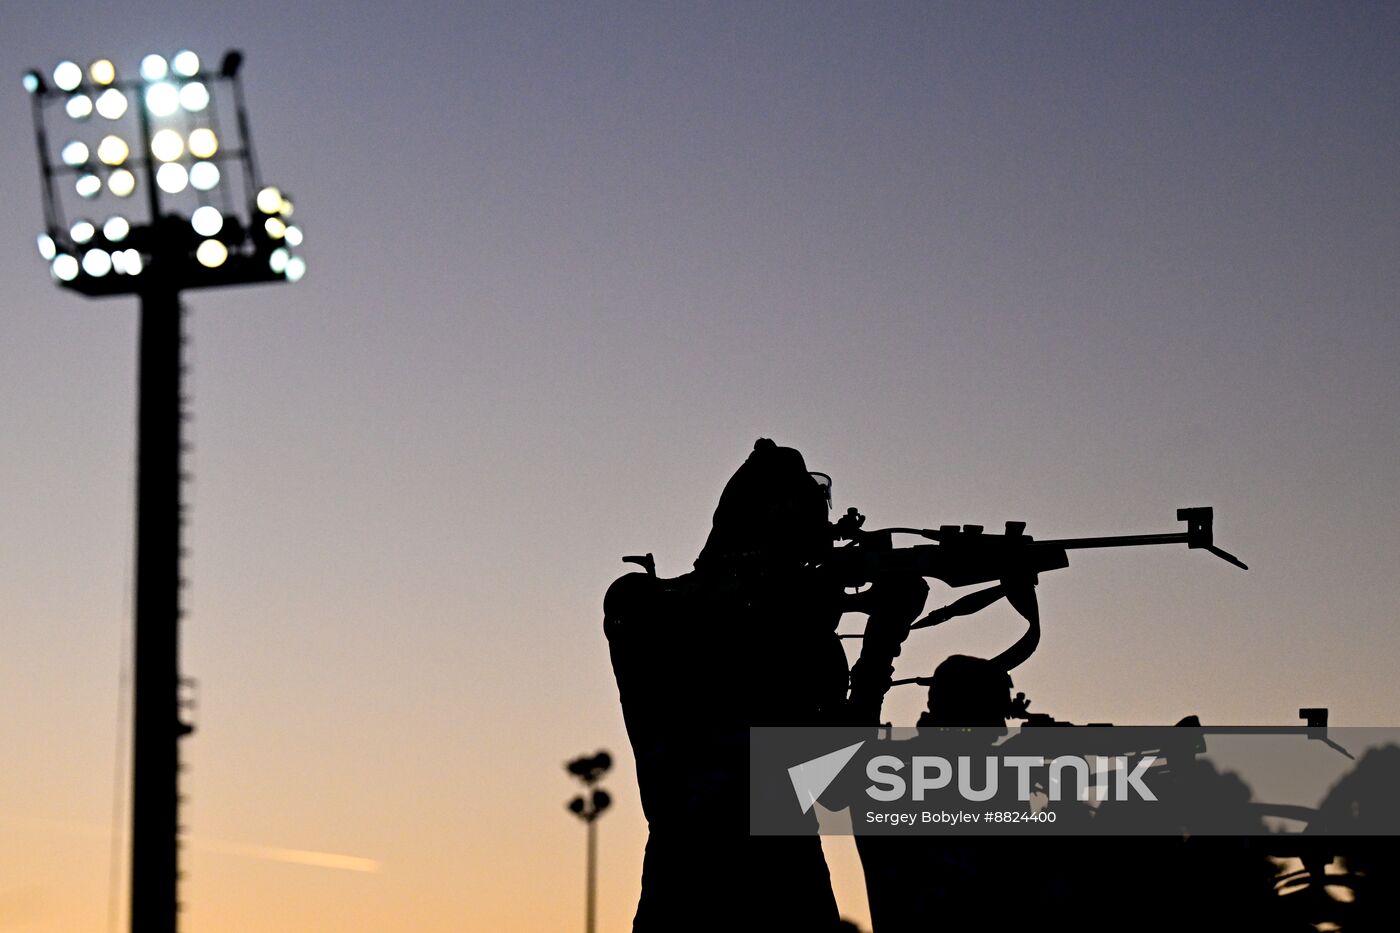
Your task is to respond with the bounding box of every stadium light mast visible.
[23,50,306,933]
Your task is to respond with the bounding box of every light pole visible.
[566,751,613,933]
[23,50,305,933]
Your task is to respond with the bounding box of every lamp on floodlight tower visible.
[23,49,306,933]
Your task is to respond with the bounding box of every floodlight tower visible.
[23,50,306,933]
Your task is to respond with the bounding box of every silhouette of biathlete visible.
[854,648,1287,932]
[606,442,1332,930]
[604,439,926,931]
[1281,745,1400,931]
[851,650,1042,930]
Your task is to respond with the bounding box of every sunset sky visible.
[3,3,1398,930]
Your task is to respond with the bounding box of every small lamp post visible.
[566,751,613,933]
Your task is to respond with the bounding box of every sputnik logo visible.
[787,741,865,813]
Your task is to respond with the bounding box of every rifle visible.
[995,698,1354,762]
[874,694,1352,830]
[829,506,1246,653]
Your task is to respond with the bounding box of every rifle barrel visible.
[1036,532,1190,550]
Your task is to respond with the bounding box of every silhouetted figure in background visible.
[855,650,1286,931]
[853,654,1032,932]
[1285,744,1400,931]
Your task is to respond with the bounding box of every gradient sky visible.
[3,2,1398,930]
